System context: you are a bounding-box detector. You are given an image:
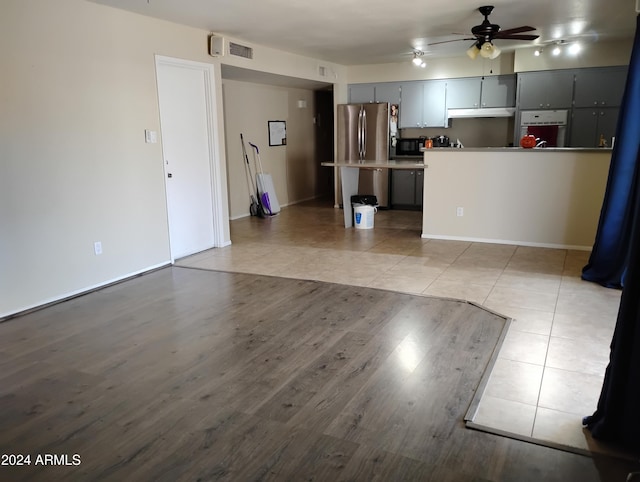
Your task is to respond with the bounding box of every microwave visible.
[395,137,425,156]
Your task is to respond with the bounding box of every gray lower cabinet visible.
[569,107,620,147]
[391,170,423,209]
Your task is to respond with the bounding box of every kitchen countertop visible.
[421,147,613,153]
[321,160,426,169]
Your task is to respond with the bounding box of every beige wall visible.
[422,150,611,248]
[403,117,515,149]
[514,39,634,72]
[222,80,318,219]
[346,38,633,84]
[0,0,340,318]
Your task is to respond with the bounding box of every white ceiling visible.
[91,0,636,65]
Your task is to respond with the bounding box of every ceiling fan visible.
[429,5,539,59]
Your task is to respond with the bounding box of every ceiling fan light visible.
[489,45,501,59]
[412,56,423,66]
[466,44,480,59]
[552,45,562,56]
[479,41,494,58]
[534,48,542,57]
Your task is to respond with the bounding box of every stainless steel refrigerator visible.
[337,103,390,207]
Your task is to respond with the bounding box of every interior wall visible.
[222,80,318,219]
[0,0,337,318]
[346,38,633,85]
[402,117,515,148]
[346,53,516,84]
[514,38,634,72]
[422,150,611,248]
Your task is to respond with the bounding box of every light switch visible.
[145,129,158,144]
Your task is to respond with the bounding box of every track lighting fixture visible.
[535,40,580,57]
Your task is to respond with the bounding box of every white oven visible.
[520,110,568,147]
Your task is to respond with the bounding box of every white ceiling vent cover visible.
[318,66,327,77]
[229,42,253,59]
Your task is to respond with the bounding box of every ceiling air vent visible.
[318,66,327,77]
[229,42,253,59]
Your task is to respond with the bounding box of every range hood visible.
[447,107,515,119]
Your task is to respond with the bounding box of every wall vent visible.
[229,42,253,59]
[318,65,327,77]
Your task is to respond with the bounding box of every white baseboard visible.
[420,233,592,251]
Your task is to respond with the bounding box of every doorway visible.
[155,56,228,261]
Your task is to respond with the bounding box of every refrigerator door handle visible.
[357,107,364,159]
[361,108,367,159]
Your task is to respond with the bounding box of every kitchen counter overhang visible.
[322,160,427,227]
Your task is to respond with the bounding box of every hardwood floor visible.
[1,267,637,481]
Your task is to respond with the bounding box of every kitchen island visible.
[421,148,612,249]
[320,159,426,227]
[324,148,612,249]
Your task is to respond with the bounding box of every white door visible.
[156,58,219,260]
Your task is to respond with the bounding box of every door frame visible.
[155,55,229,261]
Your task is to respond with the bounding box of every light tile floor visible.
[177,199,623,456]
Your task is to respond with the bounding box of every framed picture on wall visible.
[268,121,286,146]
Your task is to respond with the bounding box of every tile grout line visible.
[529,248,568,437]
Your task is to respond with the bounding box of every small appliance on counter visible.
[395,137,426,156]
[431,135,450,147]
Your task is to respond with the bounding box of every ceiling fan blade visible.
[428,38,476,46]
[494,34,540,41]
[494,26,537,36]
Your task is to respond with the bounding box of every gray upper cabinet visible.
[480,74,516,108]
[446,75,515,109]
[375,82,402,105]
[573,67,628,108]
[423,80,447,127]
[399,81,424,128]
[349,84,376,103]
[517,70,575,110]
[446,78,482,109]
[399,80,447,128]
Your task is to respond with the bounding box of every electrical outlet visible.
[456,207,464,217]
[94,241,102,255]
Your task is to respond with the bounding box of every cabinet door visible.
[349,84,375,103]
[595,108,620,147]
[518,70,575,109]
[399,82,424,128]
[415,170,424,207]
[570,107,620,147]
[446,78,481,109]
[391,170,416,206]
[573,67,628,108]
[423,80,447,127]
[375,82,402,105]
[481,74,516,108]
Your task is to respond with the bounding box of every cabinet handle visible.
[592,111,597,116]
[593,101,598,105]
